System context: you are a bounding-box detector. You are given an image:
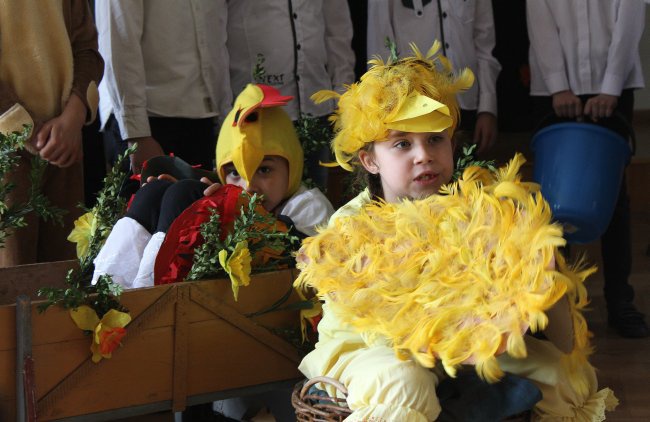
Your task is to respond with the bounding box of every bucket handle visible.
[533,111,636,156]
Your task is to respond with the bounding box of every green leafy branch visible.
[1,126,65,248]
[294,113,333,190]
[187,192,300,281]
[38,273,124,318]
[253,53,266,83]
[294,113,332,159]
[37,144,137,317]
[185,210,222,281]
[385,37,400,63]
[453,143,497,181]
[79,144,138,275]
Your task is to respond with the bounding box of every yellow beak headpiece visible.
[216,84,304,198]
[311,42,475,171]
[385,92,452,133]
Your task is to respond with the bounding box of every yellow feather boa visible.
[295,154,594,392]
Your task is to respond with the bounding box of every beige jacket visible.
[0,0,103,139]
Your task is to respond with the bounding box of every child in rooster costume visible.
[92,83,333,289]
[294,43,618,421]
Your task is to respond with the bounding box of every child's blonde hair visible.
[312,42,474,172]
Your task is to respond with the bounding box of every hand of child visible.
[35,94,86,167]
[144,174,178,185]
[473,112,497,155]
[583,94,618,122]
[552,90,582,119]
[24,122,43,155]
[127,136,165,174]
[201,177,222,196]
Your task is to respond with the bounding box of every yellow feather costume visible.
[296,156,618,420]
[313,42,474,171]
[297,43,617,421]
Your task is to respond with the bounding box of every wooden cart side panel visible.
[187,269,302,328]
[1,269,304,421]
[0,260,77,306]
[36,286,178,419]
[190,284,303,365]
[0,350,17,422]
[172,284,190,412]
[0,303,20,422]
[186,319,303,395]
[37,326,176,420]
[0,284,176,422]
[0,304,17,351]
[1,283,176,350]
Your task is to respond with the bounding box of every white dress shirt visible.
[226,0,356,120]
[367,0,501,116]
[96,0,231,139]
[526,0,646,97]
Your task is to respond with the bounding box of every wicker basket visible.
[292,377,353,422]
[292,377,532,422]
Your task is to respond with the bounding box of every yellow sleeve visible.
[299,303,442,421]
[328,189,372,226]
[497,336,617,421]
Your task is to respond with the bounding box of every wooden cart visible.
[0,261,304,421]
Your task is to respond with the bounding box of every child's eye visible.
[429,135,445,144]
[257,166,272,175]
[228,169,240,177]
[394,140,411,149]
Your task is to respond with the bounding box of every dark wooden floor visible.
[585,273,650,422]
[572,211,650,421]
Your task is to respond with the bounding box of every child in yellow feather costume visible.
[295,43,617,421]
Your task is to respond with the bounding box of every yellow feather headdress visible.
[295,154,595,392]
[313,42,474,171]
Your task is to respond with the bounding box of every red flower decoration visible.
[99,327,127,356]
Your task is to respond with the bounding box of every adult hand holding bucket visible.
[531,112,635,244]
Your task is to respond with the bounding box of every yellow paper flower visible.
[69,305,131,363]
[218,241,252,301]
[67,211,97,258]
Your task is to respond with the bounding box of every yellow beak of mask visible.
[216,84,304,198]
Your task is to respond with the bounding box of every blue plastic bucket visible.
[531,122,631,244]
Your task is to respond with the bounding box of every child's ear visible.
[358,150,379,174]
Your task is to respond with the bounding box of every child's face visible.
[222,155,290,212]
[359,130,454,203]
